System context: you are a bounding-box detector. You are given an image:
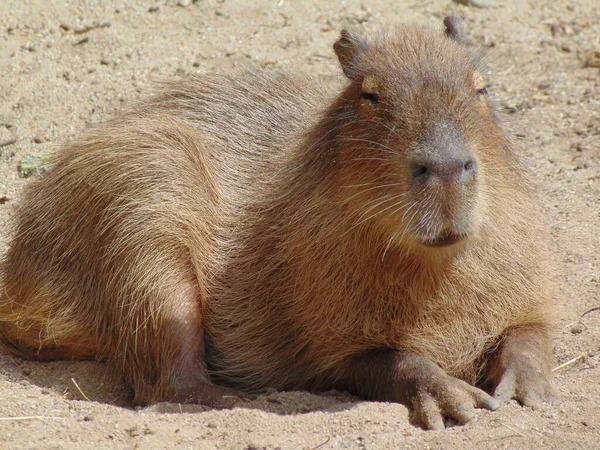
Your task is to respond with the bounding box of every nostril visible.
[410,163,428,178]
[463,159,476,173]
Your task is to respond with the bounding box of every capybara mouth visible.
[421,232,466,248]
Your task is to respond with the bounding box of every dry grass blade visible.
[500,422,526,437]
[0,416,64,421]
[552,352,587,372]
[71,378,91,401]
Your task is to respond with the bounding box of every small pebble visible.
[74,36,89,46]
[178,0,192,6]
[561,45,572,53]
[0,138,17,148]
[245,444,262,450]
[33,136,43,144]
[583,50,600,68]
[570,323,584,334]
[22,367,31,376]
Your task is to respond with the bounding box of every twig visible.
[0,416,64,421]
[565,306,600,333]
[552,352,587,372]
[580,306,600,320]
[71,378,91,401]
[74,36,89,46]
[307,436,331,450]
[74,21,111,35]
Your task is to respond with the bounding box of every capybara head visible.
[332,18,505,253]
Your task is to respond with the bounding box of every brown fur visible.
[0,19,555,422]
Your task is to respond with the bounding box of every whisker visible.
[358,190,409,208]
[350,195,414,231]
[342,183,403,202]
[355,193,409,221]
[341,180,397,188]
[381,230,398,261]
[336,137,397,154]
[397,202,422,244]
[347,157,390,162]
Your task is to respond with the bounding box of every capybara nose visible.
[410,155,477,183]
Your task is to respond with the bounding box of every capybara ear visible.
[334,29,369,80]
[444,16,465,44]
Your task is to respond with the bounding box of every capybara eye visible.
[476,87,489,97]
[360,91,379,104]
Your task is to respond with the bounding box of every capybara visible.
[0,16,555,429]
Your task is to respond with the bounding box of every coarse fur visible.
[0,19,555,421]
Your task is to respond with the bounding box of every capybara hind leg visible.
[339,350,499,430]
[0,322,96,361]
[486,325,555,407]
[121,278,246,408]
[0,278,100,362]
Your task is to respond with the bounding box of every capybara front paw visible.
[395,356,499,430]
[408,374,499,430]
[494,364,556,408]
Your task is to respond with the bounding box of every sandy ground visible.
[0,0,599,448]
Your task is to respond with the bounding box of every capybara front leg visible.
[341,350,499,430]
[486,325,555,408]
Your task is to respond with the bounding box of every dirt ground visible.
[0,0,599,448]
